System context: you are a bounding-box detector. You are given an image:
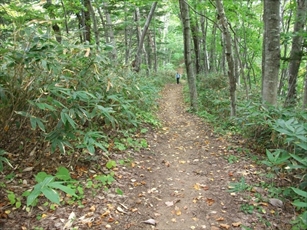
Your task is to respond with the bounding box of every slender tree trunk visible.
[284,0,307,107]
[153,25,158,72]
[191,18,201,75]
[89,0,99,46]
[303,63,307,109]
[216,0,236,116]
[103,2,117,59]
[262,0,280,106]
[233,34,249,99]
[124,1,129,65]
[133,2,158,72]
[83,0,91,43]
[279,0,293,95]
[200,15,209,74]
[95,2,108,43]
[209,23,217,73]
[76,13,83,43]
[60,0,69,34]
[179,0,198,111]
[46,0,62,43]
[220,33,226,76]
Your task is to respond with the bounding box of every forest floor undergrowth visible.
[0,83,295,230]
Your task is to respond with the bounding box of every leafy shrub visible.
[0,24,166,157]
[196,73,230,122]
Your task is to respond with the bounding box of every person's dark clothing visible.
[176,73,180,84]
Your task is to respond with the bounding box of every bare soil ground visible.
[0,83,295,230]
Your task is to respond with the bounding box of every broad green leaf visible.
[106,160,116,169]
[291,187,307,198]
[48,182,77,196]
[56,167,71,181]
[35,172,50,183]
[41,187,60,204]
[116,188,123,195]
[296,142,307,150]
[30,116,37,130]
[292,200,307,208]
[27,184,43,206]
[65,113,76,129]
[289,153,307,167]
[87,145,95,154]
[36,119,46,132]
[60,111,67,124]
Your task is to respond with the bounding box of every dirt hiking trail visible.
[118,83,290,230]
[1,83,293,230]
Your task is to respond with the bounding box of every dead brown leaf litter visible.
[0,83,295,229]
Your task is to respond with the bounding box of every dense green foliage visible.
[0,25,169,155]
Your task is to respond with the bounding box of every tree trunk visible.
[200,15,209,74]
[179,0,198,111]
[76,13,83,43]
[132,2,158,72]
[262,0,280,106]
[103,2,117,59]
[209,23,217,73]
[284,0,307,107]
[303,63,307,109]
[191,18,201,75]
[279,0,293,95]
[153,26,158,72]
[83,0,91,43]
[89,0,99,46]
[215,0,236,117]
[233,34,249,99]
[95,2,108,43]
[124,1,129,65]
[46,0,62,43]
[60,0,69,34]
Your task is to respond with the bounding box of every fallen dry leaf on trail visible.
[165,201,174,207]
[63,212,76,229]
[23,167,34,172]
[141,218,156,226]
[193,183,201,190]
[117,206,128,214]
[232,222,241,227]
[220,223,230,229]
[216,217,224,221]
[89,205,96,212]
[200,184,209,190]
[101,210,110,217]
[206,198,215,206]
[259,202,268,206]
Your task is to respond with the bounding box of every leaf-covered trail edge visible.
[118,84,293,230]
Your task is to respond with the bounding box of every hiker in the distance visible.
[175,72,181,84]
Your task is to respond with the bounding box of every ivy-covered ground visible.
[0,83,297,229]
